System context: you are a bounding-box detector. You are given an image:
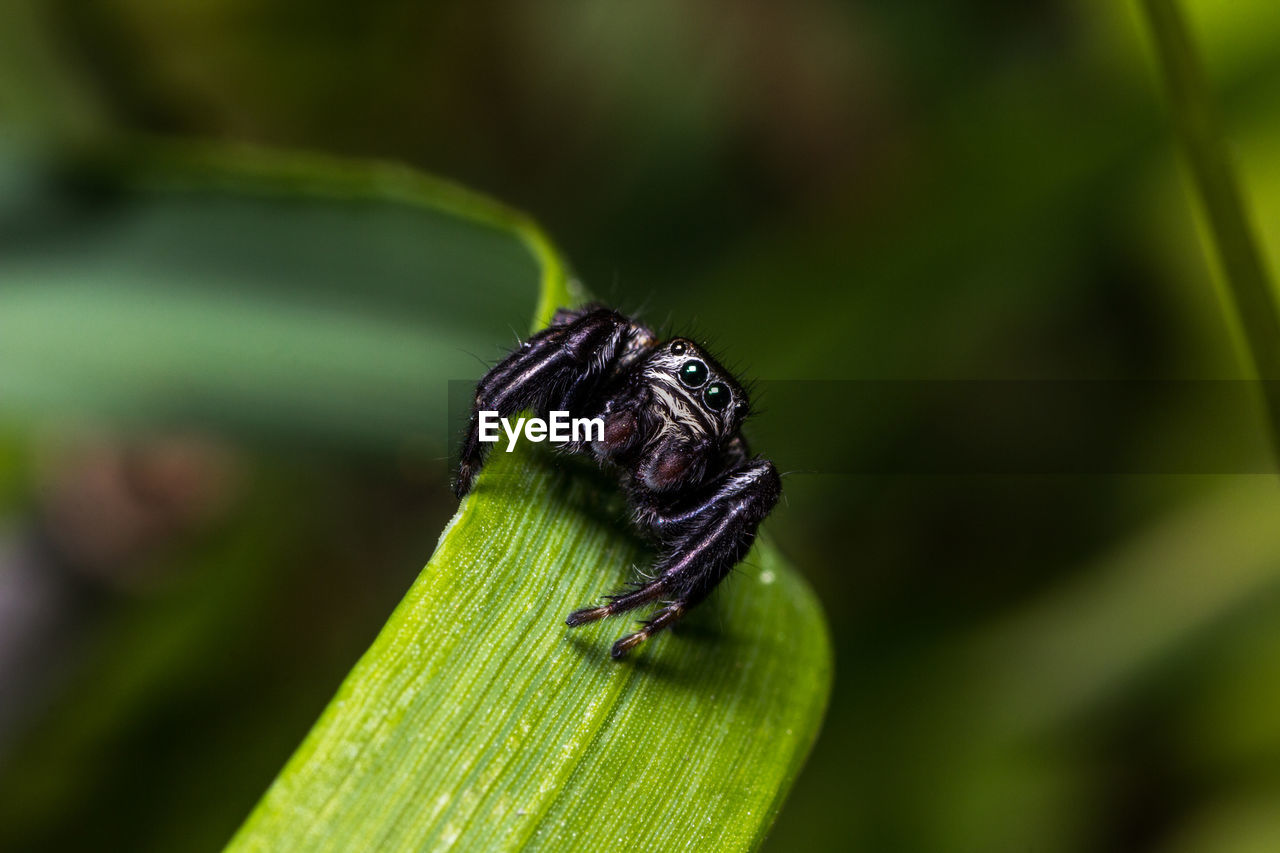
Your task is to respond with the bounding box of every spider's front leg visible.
[567,458,781,659]
[454,307,654,497]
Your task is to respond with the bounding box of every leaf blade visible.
[229,445,831,852]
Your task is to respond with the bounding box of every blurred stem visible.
[1138,0,1280,467]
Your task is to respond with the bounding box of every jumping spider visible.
[455,305,780,659]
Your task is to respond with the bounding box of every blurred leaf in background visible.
[4,0,1280,851]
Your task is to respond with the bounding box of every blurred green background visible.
[3,1,1280,850]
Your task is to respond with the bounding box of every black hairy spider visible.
[455,304,780,659]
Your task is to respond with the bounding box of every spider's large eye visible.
[704,381,731,411]
[679,359,708,388]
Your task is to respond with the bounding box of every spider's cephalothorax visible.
[455,305,780,659]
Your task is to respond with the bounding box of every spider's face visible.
[639,338,748,444]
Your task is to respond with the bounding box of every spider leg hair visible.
[454,307,650,496]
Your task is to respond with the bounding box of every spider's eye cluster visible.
[672,352,732,412]
[704,381,731,411]
[679,359,708,388]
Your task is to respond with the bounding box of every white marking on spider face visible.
[648,378,712,440]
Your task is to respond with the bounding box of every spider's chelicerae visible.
[455,304,780,659]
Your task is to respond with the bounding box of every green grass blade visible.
[228,445,830,852]
[1138,0,1280,459]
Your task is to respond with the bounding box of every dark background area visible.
[4,1,1280,850]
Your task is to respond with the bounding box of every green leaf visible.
[229,443,830,851]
